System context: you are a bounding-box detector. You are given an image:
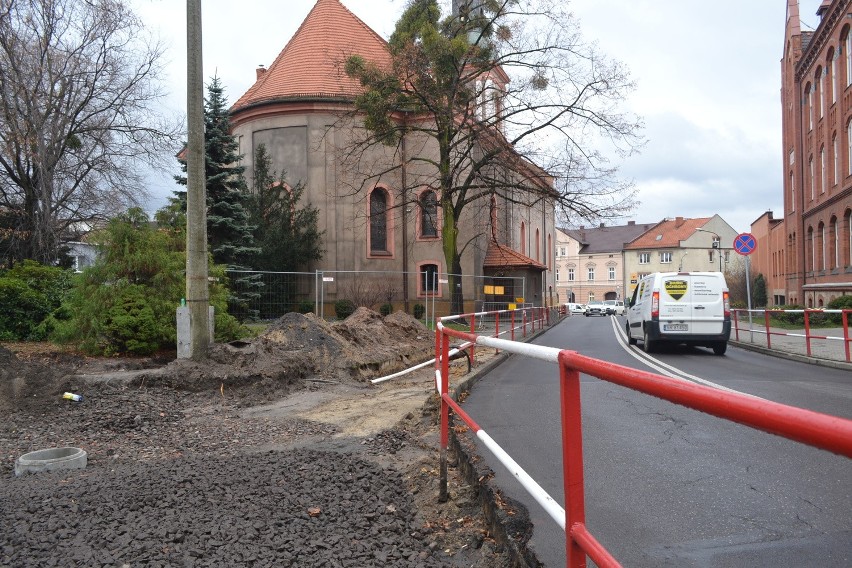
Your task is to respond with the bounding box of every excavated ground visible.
[0,308,529,567]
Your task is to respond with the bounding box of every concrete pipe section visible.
[14,447,87,477]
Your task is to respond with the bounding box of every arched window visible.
[419,190,438,238]
[790,171,795,213]
[819,221,827,271]
[520,222,526,255]
[816,67,824,118]
[807,226,815,272]
[809,155,815,200]
[846,209,852,266]
[535,228,540,261]
[419,262,439,295]
[833,133,839,186]
[820,146,826,194]
[806,83,814,130]
[847,120,852,176]
[830,215,839,269]
[830,49,838,104]
[846,29,852,86]
[369,187,389,254]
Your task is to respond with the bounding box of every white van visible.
[625,272,731,355]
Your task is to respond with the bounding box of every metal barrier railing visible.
[436,309,852,568]
[732,308,852,362]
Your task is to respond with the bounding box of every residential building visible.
[228,0,555,312]
[624,216,739,297]
[750,210,787,305]
[556,221,656,304]
[776,0,852,307]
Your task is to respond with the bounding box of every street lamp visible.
[694,227,723,272]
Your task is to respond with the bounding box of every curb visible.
[730,340,852,372]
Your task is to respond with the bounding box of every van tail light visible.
[723,291,730,319]
[651,291,659,319]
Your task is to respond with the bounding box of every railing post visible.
[764,309,771,350]
[439,330,450,503]
[511,310,516,341]
[469,314,476,366]
[844,310,851,363]
[559,354,588,568]
[495,312,501,354]
[805,310,813,357]
[523,310,527,337]
[733,309,740,341]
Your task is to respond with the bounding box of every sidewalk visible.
[730,322,852,371]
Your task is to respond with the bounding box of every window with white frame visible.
[848,120,852,176]
[638,252,650,264]
[834,134,839,186]
[588,292,595,303]
[847,33,852,87]
[660,251,673,264]
[809,156,815,200]
[555,267,560,281]
[568,267,575,281]
[808,85,814,130]
[821,147,826,193]
[587,267,595,281]
[790,171,795,213]
[819,68,824,118]
[832,53,838,103]
[608,266,616,280]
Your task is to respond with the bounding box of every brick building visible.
[773,0,852,307]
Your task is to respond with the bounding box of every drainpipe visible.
[401,120,410,313]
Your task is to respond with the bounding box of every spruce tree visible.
[175,76,262,319]
[249,144,324,272]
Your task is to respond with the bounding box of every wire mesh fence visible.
[225,270,530,325]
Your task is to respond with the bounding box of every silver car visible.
[584,301,606,317]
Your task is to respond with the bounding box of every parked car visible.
[564,302,586,315]
[584,301,606,317]
[603,299,625,316]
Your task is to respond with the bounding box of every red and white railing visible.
[436,309,852,568]
[732,308,852,362]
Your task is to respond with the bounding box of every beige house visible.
[556,222,656,304]
[623,215,739,297]
[229,0,555,313]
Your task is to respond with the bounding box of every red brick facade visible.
[772,0,852,306]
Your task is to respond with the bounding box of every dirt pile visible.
[132,309,435,400]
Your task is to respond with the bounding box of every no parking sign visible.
[734,233,757,256]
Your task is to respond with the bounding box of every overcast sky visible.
[132,0,825,234]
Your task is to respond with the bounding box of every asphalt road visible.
[461,315,852,567]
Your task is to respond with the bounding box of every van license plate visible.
[664,324,688,332]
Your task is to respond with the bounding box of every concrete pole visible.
[186,0,210,360]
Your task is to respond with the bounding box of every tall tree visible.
[345,0,642,313]
[0,0,180,265]
[249,144,323,272]
[175,76,261,318]
[753,273,768,307]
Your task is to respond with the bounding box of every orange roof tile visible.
[232,0,391,110]
[483,240,547,270]
[625,217,711,249]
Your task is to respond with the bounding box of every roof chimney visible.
[599,223,605,228]
[256,64,266,80]
[675,216,684,227]
[627,220,635,226]
[817,0,831,20]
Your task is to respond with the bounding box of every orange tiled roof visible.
[483,240,547,270]
[625,217,710,249]
[232,0,391,110]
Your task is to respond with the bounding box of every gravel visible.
[2,449,451,567]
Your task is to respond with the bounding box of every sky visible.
[130,0,826,234]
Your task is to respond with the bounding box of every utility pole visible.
[186,0,210,360]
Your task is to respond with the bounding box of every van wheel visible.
[643,329,655,353]
[712,342,727,355]
[626,322,637,345]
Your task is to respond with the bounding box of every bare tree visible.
[344,0,643,313]
[0,0,181,265]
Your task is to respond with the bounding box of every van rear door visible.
[658,273,726,335]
